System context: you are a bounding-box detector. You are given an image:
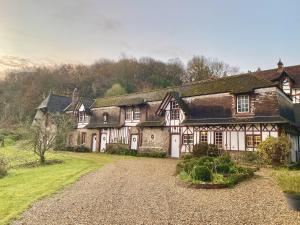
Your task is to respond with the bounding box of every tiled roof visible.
[254,65,300,87]
[93,74,275,108]
[37,94,72,113]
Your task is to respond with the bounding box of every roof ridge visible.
[94,73,258,101]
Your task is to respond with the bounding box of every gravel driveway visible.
[13,158,300,225]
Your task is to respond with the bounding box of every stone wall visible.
[139,127,169,152]
[68,128,99,150]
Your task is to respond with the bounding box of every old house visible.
[35,61,300,161]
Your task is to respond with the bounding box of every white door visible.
[92,134,97,152]
[130,135,138,150]
[100,133,107,152]
[171,134,180,158]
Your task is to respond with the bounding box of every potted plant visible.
[276,171,300,211]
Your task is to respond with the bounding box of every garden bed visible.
[176,154,255,189]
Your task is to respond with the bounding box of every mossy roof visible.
[93,74,275,108]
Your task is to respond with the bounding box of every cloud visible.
[53,1,123,32]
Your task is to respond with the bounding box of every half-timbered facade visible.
[35,62,300,161]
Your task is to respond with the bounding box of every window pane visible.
[200,132,208,143]
[125,108,132,120]
[215,132,223,148]
[133,107,140,120]
[237,95,249,113]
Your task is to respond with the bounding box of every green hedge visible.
[137,151,167,158]
[106,143,137,156]
[64,145,91,153]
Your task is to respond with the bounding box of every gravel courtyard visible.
[13,158,300,225]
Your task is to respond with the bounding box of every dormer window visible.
[237,95,249,113]
[170,101,180,120]
[103,113,108,124]
[125,107,141,121]
[125,108,133,120]
[133,107,140,120]
[282,78,291,95]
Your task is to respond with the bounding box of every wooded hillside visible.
[0,56,238,125]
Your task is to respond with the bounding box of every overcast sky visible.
[0,0,299,71]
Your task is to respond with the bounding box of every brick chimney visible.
[277,59,284,73]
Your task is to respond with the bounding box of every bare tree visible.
[27,121,56,164]
[183,55,239,83]
[26,113,74,164]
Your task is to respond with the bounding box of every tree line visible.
[0,55,238,125]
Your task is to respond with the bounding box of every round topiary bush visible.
[216,163,230,174]
[190,165,212,181]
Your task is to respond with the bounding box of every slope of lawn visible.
[0,145,127,225]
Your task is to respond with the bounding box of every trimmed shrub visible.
[216,163,230,174]
[137,151,167,158]
[74,145,91,153]
[190,166,212,181]
[106,143,137,156]
[192,143,209,157]
[257,134,291,165]
[0,156,8,178]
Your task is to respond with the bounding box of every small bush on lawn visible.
[0,155,8,178]
[191,165,212,181]
[137,151,166,158]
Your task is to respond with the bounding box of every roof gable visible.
[156,91,189,116]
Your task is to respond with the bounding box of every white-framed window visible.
[214,132,223,149]
[183,134,194,145]
[78,112,85,123]
[133,107,140,120]
[200,132,208,143]
[170,101,180,120]
[282,78,291,94]
[237,95,249,113]
[171,101,179,109]
[125,108,132,120]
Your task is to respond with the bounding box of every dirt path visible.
[13,158,300,225]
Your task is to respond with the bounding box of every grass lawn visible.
[0,144,127,225]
